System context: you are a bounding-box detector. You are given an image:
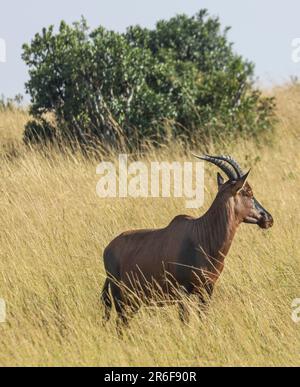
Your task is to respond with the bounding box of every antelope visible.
[100,155,273,327]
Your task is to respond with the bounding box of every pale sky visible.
[1,0,300,100]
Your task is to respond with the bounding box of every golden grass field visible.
[0,85,300,366]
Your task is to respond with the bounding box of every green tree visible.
[22,10,275,148]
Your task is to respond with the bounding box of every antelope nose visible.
[260,210,270,219]
[259,210,274,228]
[264,212,274,227]
[268,214,274,227]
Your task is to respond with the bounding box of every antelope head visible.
[195,155,274,229]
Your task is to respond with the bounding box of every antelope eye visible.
[241,189,253,198]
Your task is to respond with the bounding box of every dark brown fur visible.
[101,171,273,327]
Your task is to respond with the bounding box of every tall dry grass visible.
[0,85,299,366]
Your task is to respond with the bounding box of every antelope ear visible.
[217,172,224,188]
[232,170,251,193]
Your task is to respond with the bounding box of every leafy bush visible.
[22,10,276,148]
[23,118,57,145]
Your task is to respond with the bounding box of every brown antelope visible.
[100,155,273,327]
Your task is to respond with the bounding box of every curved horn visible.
[209,155,245,178]
[193,154,238,180]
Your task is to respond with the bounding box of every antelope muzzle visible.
[254,199,274,229]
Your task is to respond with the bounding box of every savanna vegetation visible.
[0,84,299,366]
[0,10,299,366]
[22,10,275,148]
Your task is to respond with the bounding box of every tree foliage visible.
[22,10,275,148]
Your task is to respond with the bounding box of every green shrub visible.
[22,10,276,148]
[24,119,57,145]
